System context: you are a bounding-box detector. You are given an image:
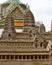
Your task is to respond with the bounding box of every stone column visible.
[21,55,23,60]
[9,55,11,59]
[25,55,27,60]
[5,55,6,60]
[14,55,15,60]
[1,55,2,59]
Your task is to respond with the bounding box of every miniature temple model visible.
[0,0,51,65]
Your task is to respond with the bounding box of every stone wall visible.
[0,60,50,65]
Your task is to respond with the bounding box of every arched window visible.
[8,34,11,40]
[9,34,11,37]
[40,42,43,47]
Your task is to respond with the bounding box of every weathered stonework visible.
[0,0,52,65]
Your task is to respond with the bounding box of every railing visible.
[0,55,49,60]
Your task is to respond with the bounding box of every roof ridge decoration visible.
[4,0,24,18]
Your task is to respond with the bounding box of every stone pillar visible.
[37,55,38,59]
[14,55,15,60]
[44,55,46,60]
[5,55,6,60]
[25,55,27,60]
[1,55,2,59]
[49,54,51,60]
[29,55,30,59]
[18,55,19,60]
[33,55,34,59]
[21,55,23,60]
[41,55,42,60]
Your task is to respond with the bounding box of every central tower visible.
[2,14,16,40]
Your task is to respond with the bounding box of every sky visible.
[0,0,52,31]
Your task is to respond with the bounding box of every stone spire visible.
[26,3,30,13]
[39,23,45,33]
[2,14,16,40]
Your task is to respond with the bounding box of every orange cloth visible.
[0,22,24,26]
[14,22,24,26]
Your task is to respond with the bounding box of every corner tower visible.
[1,14,16,40]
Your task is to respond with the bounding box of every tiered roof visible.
[3,0,24,17]
[0,0,41,28]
